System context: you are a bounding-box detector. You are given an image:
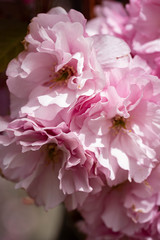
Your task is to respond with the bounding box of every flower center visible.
[45,143,63,165]
[111,115,126,132]
[46,65,76,88]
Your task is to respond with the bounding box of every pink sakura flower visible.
[88,0,160,77]
[6,7,100,119]
[0,117,93,210]
[68,57,160,186]
[125,0,160,76]
[64,149,104,211]
[6,7,130,123]
[86,0,128,39]
[77,165,160,240]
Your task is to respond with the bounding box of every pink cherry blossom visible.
[77,165,160,240]
[2,3,160,240]
[68,57,160,186]
[125,0,160,75]
[6,7,101,120]
[64,149,104,211]
[6,7,130,126]
[87,0,160,78]
[86,0,128,40]
[0,117,93,210]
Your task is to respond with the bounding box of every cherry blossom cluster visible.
[0,1,160,239]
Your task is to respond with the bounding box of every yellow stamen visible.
[110,115,127,134]
[45,65,76,88]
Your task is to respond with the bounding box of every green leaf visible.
[0,20,27,73]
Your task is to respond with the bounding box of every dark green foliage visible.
[0,20,27,73]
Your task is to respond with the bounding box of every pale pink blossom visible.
[77,165,160,240]
[6,7,130,125]
[125,0,160,76]
[68,58,160,185]
[0,117,93,210]
[88,0,160,77]
[64,149,104,210]
[6,7,102,120]
[3,4,160,240]
[86,0,128,39]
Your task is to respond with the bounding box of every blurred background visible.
[0,0,127,239]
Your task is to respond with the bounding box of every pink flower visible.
[6,7,101,120]
[77,165,160,239]
[1,3,160,240]
[0,117,92,210]
[64,149,104,210]
[86,0,128,39]
[125,0,160,73]
[6,7,130,125]
[68,57,160,185]
[88,0,160,77]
